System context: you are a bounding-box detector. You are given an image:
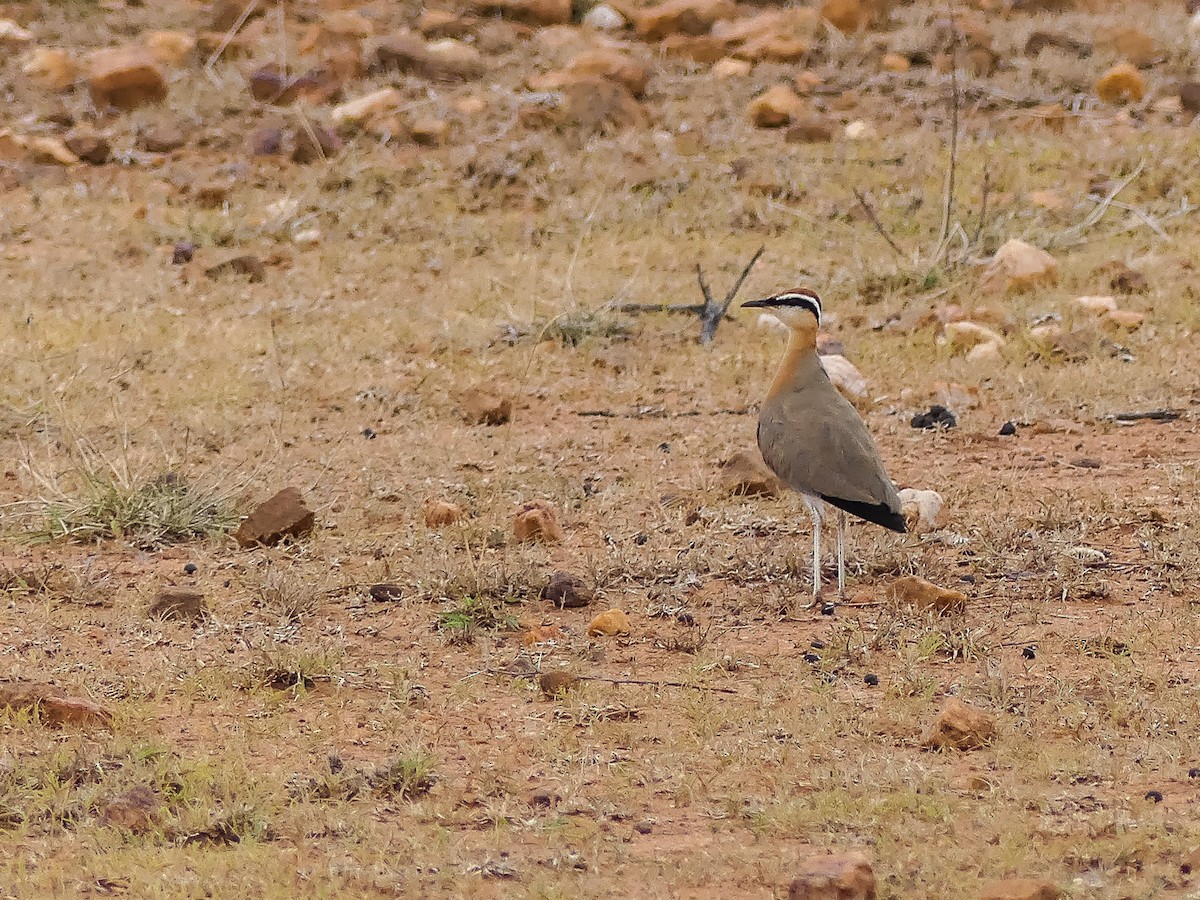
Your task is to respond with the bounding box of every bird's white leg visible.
[836,508,847,599]
[802,496,823,600]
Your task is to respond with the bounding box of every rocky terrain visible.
[1,0,1200,897]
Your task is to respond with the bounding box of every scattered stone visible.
[966,341,1003,364]
[1180,82,1200,114]
[1029,189,1065,210]
[248,64,339,106]
[583,3,627,30]
[712,57,752,79]
[821,0,882,34]
[371,34,485,82]
[147,589,206,622]
[1072,295,1118,316]
[897,489,944,533]
[634,0,736,41]
[0,682,112,729]
[1106,261,1148,294]
[24,136,78,166]
[999,421,1017,436]
[204,254,265,282]
[471,0,572,27]
[144,30,196,67]
[555,48,649,97]
[290,124,341,163]
[844,120,877,141]
[943,321,1005,352]
[101,786,162,834]
[1095,63,1146,104]
[548,78,647,133]
[368,583,404,602]
[1024,31,1090,57]
[911,405,957,430]
[720,449,784,497]
[250,126,284,156]
[171,241,196,264]
[541,572,594,609]
[528,783,564,807]
[977,878,1061,900]
[748,84,805,128]
[137,124,186,153]
[924,697,995,751]
[539,671,579,698]
[889,575,965,614]
[292,228,322,247]
[881,52,910,73]
[587,608,631,637]
[23,48,78,91]
[411,117,451,146]
[423,499,464,527]
[1105,309,1145,329]
[820,354,871,412]
[787,851,877,900]
[1096,25,1158,68]
[87,47,167,110]
[786,116,835,143]
[980,239,1059,295]
[514,500,564,544]
[0,19,34,45]
[661,34,727,63]
[64,125,110,164]
[461,388,513,425]
[233,487,316,547]
[331,87,404,128]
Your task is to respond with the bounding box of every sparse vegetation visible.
[1,0,1199,896]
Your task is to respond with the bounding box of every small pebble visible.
[362,427,377,439]
[911,404,957,430]
[864,673,879,686]
[183,562,197,575]
[821,602,836,616]
[1145,790,1163,803]
[999,421,1017,436]
[810,640,826,650]
[1189,768,1200,779]
[803,652,820,664]
[1022,647,1036,660]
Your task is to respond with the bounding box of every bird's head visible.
[741,288,822,332]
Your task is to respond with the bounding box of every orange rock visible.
[530,48,648,97]
[634,0,736,41]
[881,52,909,72]
[660,34,728,63]
[1104,309,1145,329]
[514,500,564,544]
[0,682,113,729]
[1096,25,1157,68]
[720,449,783,497]
[23,48,78,92]
[888,575,966,614]
[712,57,752,78]
[461,388,513,425]
[87,46,167,110]
[144,30,196,67]
[423,499,464,527]
[980,239,1059,295]
[787,852,877,899]
[748,84,805,128]
[1096,63,1145,103]
[924,697,996,751]
[977,878,1061,900]
[587,607,631,637]
[821,0,885,34]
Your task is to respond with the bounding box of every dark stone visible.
[148,589,206,622]
[541,572,594,609]
[911,405,957,430]
[233,487,316,547]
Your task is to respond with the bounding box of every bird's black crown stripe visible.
[772,292,822,321]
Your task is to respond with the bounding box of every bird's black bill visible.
[741,298,772,308]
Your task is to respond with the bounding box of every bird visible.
[741,287,905,602]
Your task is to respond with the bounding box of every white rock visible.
[980,238,1059,294]
[583,3,627,31]
[332,87,404,127]
[292,228,322,246]
[898,488,944,533]
[844,120,876,140]
[1072,295,1118,315]
[943,320,1005,350]
[712,57,752,79]
[965,340,1002,364]
[0,19,34,44]
[820,353,871,412]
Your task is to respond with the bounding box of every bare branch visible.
[698,245,766,344]
[852,189,906,258]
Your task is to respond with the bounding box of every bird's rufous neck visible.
[764,324,819,402]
